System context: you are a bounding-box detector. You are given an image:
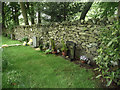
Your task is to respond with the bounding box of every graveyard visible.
[1,1,120,88]
[2,36,100,88]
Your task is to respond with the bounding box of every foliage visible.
[50,38,55,50]
[39,44,43,51]
[95,22,120,86]
[0,13,2,23]
[3,2,20,29]
[42,2,84,22]
[61,39,67,52]
[45,42,49,49]
[87,2,118,20]
[98,2,118,18]
[3,2,119,26]
[22,37,29,43]
[7,34,11,39]
[45,49,52,54]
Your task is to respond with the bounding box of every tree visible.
[2,2,5,28]
[26,2,35,24]
[118,1,120,24]
[2,2,20,29]
[20,2,29,25]
[80,2,93,20]
[42,2,83,22]
[38,3,42,24]
[10,2,20,25]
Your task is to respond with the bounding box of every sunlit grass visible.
[2,36,22,45]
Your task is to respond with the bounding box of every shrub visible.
[61,39,67,52]
[45,43,49,49]
[39,44,43,51]
[45,49,52,54]
[95,22,120,86]
[7,34,11,39]
[22,37,29,43]
[50,39,55,50]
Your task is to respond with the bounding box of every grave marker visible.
[10,34,15,40]
[32,36,39,48]
[66,41,76,61]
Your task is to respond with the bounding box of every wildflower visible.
[80,55,88,61]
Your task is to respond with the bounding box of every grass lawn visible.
[2,36,22,45]
[2,36,100,88]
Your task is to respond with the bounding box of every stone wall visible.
[13,21,103,60]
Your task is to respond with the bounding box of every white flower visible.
[80,55,88,61]
[110,61,118,66]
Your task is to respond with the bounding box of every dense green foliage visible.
[61,39,68,52]
[50,38,56,50]
[3,2,20,29]
[98,2,118,18]
[22,37,29,43]
[95,22,120,86]
[86,2,119,21]
[42,2,83,22]
[2,2,120,27]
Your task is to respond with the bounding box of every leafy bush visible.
[50,39,55,50]
[45,49,52,54]
[45,43,49,49]
[95,22,120,86]
[61,39,67,52]
[7,34,11,39]
[39,44,43,51]
[22,37,29,43]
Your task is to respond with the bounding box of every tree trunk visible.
[64,2,66,21]
[80,2,93,20]
[26,2,35,24]
[118,1,120,24]
[30,3,35,24]
[15,6,19,25]
[2,2,5,28]
[20,2,29,25]
[38,10,41,24]
[38,3,41,24]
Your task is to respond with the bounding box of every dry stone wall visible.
[13,22,103,60]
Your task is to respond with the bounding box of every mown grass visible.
[2,36,22,45]
[2,36,100,88]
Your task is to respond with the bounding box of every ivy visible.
[95,22,120,86]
